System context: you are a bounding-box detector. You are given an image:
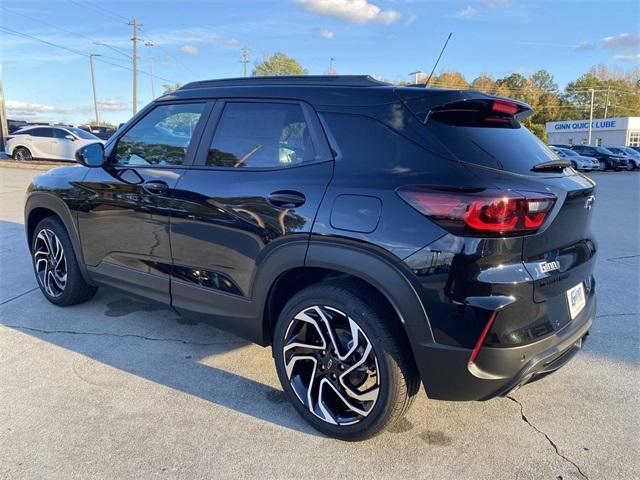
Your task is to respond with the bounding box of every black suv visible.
[25,76,597,440]
[570,144,628,171]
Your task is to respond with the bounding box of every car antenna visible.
[424,32,453,87]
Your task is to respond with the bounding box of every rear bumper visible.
[415,294,595,401]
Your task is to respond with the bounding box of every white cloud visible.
[223,37,240,46]
[484,0,514,7]
[317,28,335,39]
[613,54,640,62]
[180,44,199,56]
[296,0,400,24]
[602,33,640,51]
[97,98,129,111]
[455,6,477,18]
[6,100,70,114]
[404,13,417,25]
[577,33,640,58]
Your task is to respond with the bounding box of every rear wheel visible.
[626,161,635,171]
[273,282,418,441]
[32,217,97,306]
[13,147,32,161]
[571,161,578,170]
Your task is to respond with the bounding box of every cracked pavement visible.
[1,167,639,479]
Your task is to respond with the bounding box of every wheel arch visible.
[25,193,95,286]
[261,237,435,358]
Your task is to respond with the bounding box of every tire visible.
[597,161,606,171]
[571,161,577,170]
[31,216,97,306]
[626,161,635,171]
[13,146,32,161]
[273,281,419,441]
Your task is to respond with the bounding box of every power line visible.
[141,37,199,77]
[5,9,132,63]
[0,26,176,83]
[66,0,128,23]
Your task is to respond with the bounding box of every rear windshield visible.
[425,110,558,174]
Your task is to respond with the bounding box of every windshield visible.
[67,127,99,140]
[557,148,577,156]
[594,146,615,155]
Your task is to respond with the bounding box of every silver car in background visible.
[606,146,640,170]
[549,145,599,171]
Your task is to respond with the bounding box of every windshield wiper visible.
[531,159,572,172]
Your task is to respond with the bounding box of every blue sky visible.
[1,0,639,124]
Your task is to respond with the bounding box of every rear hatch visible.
[399,89,597,319]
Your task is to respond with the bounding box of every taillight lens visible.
[397,187,556,236]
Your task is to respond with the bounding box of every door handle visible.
[267,190,306,208]
[143,180,170,195]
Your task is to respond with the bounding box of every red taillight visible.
[397,188,555,236]
[492,100,519,116]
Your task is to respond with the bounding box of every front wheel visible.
[32,216,97,306]
[598,161,607,171]
[626,161,635,171]
[273,282,419,441]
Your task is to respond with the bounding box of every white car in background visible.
[548,145,599,171]
[5,125,103,162]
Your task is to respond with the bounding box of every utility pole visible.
[604,86,611,119]
[144,40,156,99]
[0,79,8,152]
[129,18,142,115]
[89,54,101,124]
[587,88,595,145]
[241,46,249,77]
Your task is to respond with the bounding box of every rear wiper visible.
[531,159,572,171]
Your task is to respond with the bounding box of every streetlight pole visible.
[241,46,249,77]
[588,88,594,145]
[144,41,156,99]
[89,54,101,124]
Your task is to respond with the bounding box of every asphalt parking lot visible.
[0,166,638,480]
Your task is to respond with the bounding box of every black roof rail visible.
[180,75,390,90]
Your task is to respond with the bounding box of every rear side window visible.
[206,102,315,168]
[29,127,53,138]
[115,103,205,166]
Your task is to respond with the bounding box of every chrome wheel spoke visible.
[33,228,67,298]
[282,304,380,426]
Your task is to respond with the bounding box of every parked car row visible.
[549,144,639,171]
[5,125,104,162]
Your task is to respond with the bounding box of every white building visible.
[546,117,640,147]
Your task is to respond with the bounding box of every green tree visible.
[470,74,496,93]
[432,70,468,89]
[162,83,183,95]
[252,52,307,76]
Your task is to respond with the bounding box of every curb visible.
[0,159,73,171]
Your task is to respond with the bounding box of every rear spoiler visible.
[394,88,533,123]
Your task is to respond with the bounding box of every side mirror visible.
[76,142,105,167]
[65,134,75,141]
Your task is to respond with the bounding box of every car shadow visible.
[0,219,319,437]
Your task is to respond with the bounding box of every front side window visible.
[115,103,205,166]
[206,102,315,168]
[53,128,70,139]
